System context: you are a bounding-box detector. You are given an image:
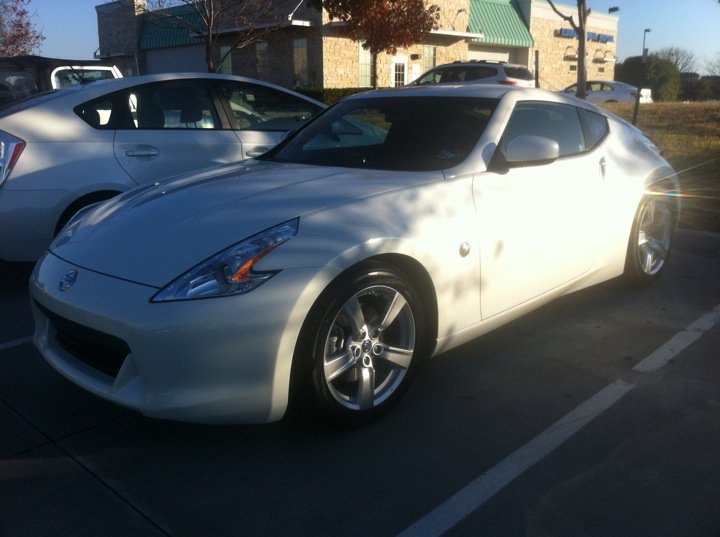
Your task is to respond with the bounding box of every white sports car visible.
[30,85,679,425]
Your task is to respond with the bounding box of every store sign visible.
[558,28,614,43]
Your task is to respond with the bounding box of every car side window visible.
[122,81,220,130]
[578,108,609,150]
[216,81,322,132]
[75,98,115,129]
[463,67,497,81]
[500,102,587,157]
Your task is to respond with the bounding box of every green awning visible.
[469,0,534,48]
[139,4,205,50]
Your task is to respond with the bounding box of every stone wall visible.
[95,0,145,75]
[319,0,472,88]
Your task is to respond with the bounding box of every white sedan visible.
[30,85,679,425]
[563,80,654,104]
[0,73,323,263]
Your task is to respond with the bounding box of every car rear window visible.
[417,66,498,84]
[503,67,534,81]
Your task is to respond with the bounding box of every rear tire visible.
[624,194,676,284]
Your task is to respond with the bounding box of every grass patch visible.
[604,102,720,232]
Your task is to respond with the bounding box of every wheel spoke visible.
[648,236,669,260]
[377,291,408,331]
[357,366,375,410]
[324,348,357,382]
[378,344,413,370]
[341,295,366,338]
[641,244,654,273]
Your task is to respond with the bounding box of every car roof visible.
[5,72,324,109]
[346,84,559,102]
[345,84,611,116]
[432,60,528,69]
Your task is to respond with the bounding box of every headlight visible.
[151,218,299,302]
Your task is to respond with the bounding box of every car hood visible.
[50,160,441,287]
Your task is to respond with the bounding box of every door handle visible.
[125,146,159,158]
[599,157,607,179]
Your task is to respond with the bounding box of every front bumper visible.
[30,251,309,424]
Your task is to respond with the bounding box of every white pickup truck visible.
[0,55,122,106]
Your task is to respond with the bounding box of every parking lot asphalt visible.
[2,229,720,537]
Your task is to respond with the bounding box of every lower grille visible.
[35,301,130,378]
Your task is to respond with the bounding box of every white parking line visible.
[397,380,634,537]
[397,302,720,537]
[633,305,720,373]
[0,336,33,352]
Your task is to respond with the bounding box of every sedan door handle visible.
[125,146,160,158]
[245,146,271,158]
[599,157,607,179]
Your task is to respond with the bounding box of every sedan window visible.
[75,98,114,129]
[120,81,220,130]
[216,80,322,132]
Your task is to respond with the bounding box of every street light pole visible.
[642,28,651,63]
[633,28,651,125]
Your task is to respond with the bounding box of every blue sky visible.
[31,0,720,74]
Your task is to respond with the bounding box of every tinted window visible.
[579,108,609,149]
[462,67,497,81]
[0,70,37,105]
[266,96,497,171]
[503,67,534,81]
[216,80,322,131]
[501,102,586,157]
[415,66,498,84]
[75,97,115,129]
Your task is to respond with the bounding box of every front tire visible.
[295,262,425,425]
[624,194,676,284]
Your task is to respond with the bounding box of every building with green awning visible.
[96,0,617,92]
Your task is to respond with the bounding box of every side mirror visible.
[503,135,560,167]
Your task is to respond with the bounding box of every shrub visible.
[616,55,680,101]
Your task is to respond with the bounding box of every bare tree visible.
[655,47,697,74]
[546,0,588,98]
[707,51,720,75]
[145,0,295,72]
[0,0,44,56]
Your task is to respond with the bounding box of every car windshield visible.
[263,96,497,171]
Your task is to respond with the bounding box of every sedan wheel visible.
[625,195,676,283]
[296,262,424,424]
